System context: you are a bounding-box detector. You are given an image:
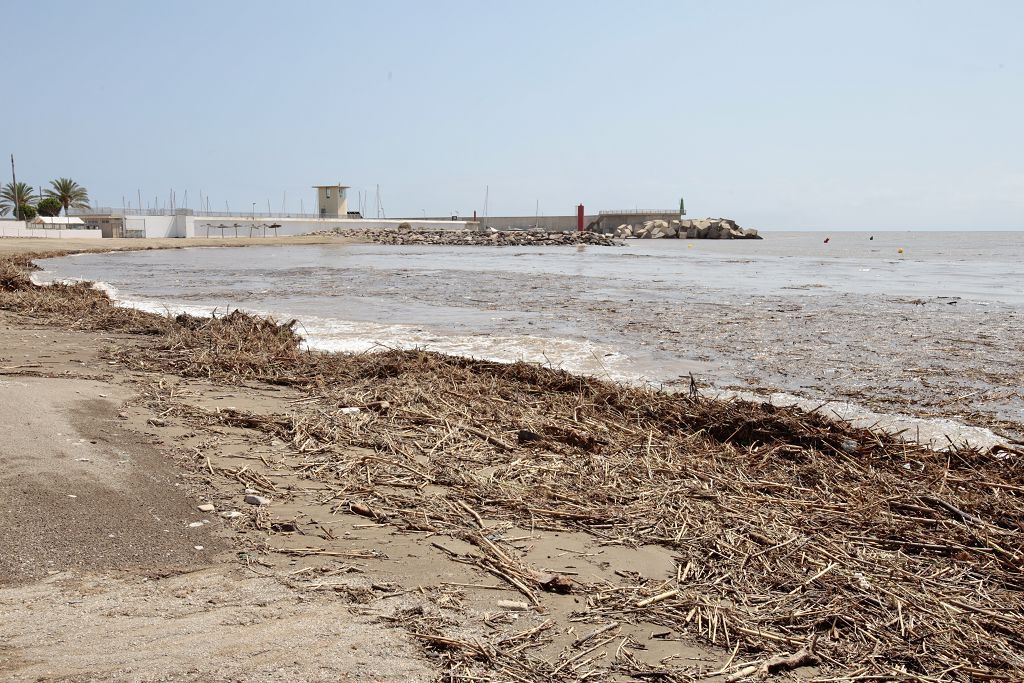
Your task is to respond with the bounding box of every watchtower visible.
[313,184,350,217]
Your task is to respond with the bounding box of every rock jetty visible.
[324,228,621,247]
[612,218,761,240]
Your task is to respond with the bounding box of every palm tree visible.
[44,177,90,216]
[0,182,37,218]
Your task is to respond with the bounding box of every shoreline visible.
[29,261,1013,454]
[2,244,1023,680]
[32,238,1024,448]
[0,232,360,255]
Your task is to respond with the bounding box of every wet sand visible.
[0,318,434,681]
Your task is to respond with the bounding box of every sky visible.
[1,0,1022,229]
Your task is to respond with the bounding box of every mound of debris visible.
[5,251,1024,682]
[323,228,621,247]
[613,218,761,239]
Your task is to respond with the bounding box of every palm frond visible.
[0,182,38,215]
[44,177,90,214]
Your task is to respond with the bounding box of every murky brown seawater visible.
[37,231,1024,444]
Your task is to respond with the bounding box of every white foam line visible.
[31,275,640,382]
[29,274,1012,451]
[712,388,1005,452]
[295,314,639,382]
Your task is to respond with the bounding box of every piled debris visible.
[614,217,761,239]
[319,228,621,247]
[125,315,1024,682]
[4,252,1023,682]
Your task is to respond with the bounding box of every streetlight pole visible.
[10,154,18,221]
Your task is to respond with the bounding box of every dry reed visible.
[3,252,1022,681]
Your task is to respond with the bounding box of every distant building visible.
[314,184,350,218]
[30,216,86,228]
[61,181,478,239]
[79,213,126,238]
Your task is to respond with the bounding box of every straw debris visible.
[2,252,1023,681]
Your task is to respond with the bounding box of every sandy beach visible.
[6,1,1021,679]
[0,238,435,681]
[2,238,1023,682]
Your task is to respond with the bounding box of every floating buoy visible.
[898,248,904,254]
[824,237,831,244]
[687,244,693,249]
[869,236,874,241]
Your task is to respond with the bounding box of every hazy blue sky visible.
[2,1,1021,228]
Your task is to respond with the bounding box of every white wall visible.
[143,216,177,238]
[121,215,183,239]
[95,214,482,240]
[191,217,479,237]
[0,221,103,239]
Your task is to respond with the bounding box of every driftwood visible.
[724,640,816,681]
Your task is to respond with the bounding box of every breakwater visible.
[319,228,620,247]
[613,218,761,239]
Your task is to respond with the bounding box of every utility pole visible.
[10,154,18,220]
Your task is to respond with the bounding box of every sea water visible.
[34,230,1024,447]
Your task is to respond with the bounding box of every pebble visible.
[197,503,216,512]
[188,521,206,528]
[244,494,270,507]
[194,545,204,551]
[221,511,244,519]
